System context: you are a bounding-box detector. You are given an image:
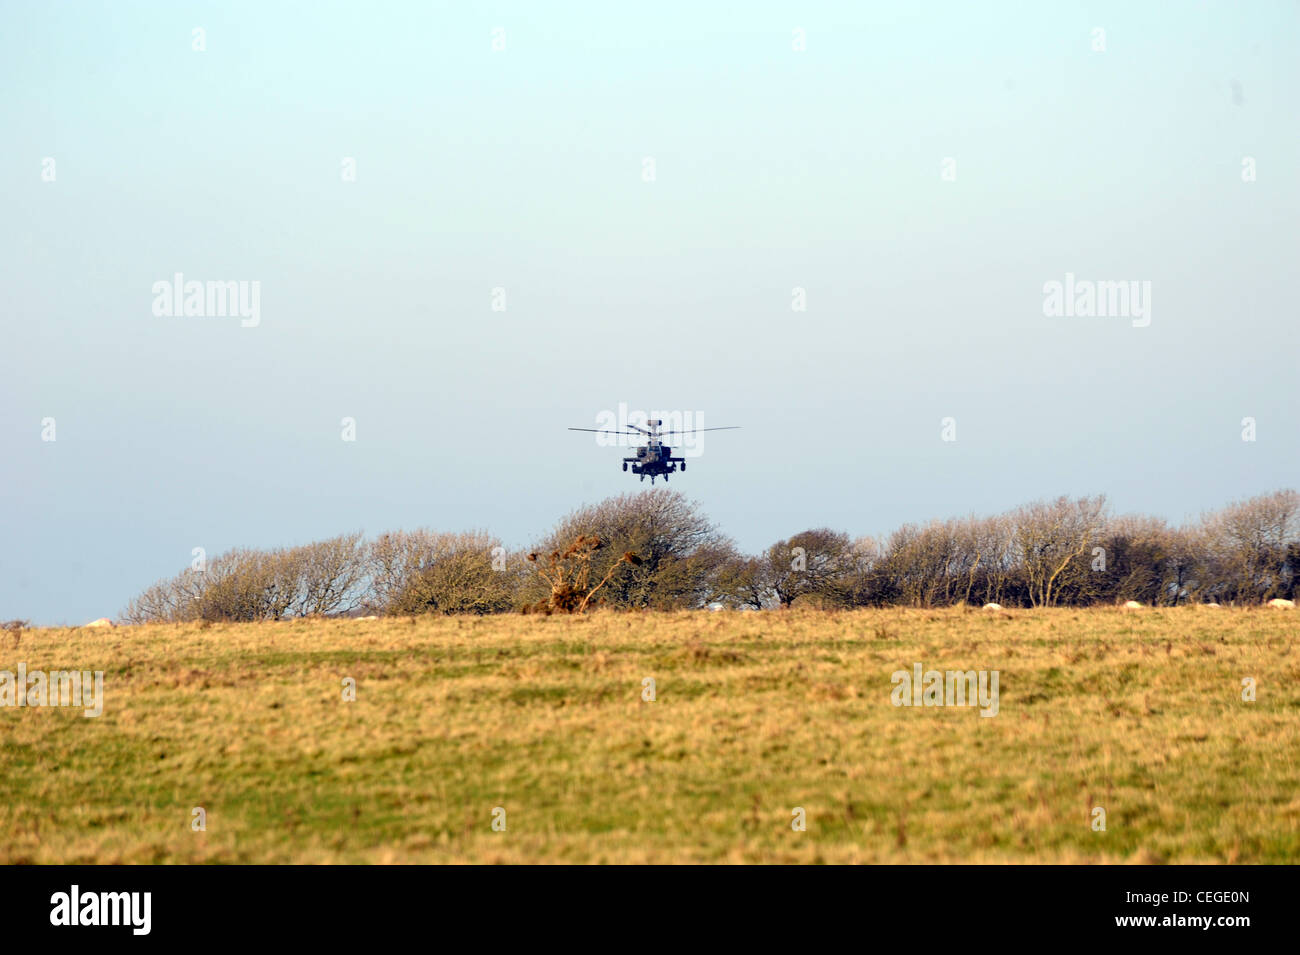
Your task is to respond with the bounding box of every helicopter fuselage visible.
[623,443,685,483]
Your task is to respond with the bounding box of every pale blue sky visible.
[3,2,1297,624]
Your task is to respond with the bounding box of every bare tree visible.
[763,528,854,608]
[534,490,731,609]
[1012,496,1107,607]
[372,530,514,615]
[1201,490,1300,602]
[291,532,368,616]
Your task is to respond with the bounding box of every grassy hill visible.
[2,607,1296,863]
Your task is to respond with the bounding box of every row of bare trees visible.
[121,530,507,623]
[121,488,1300,621]
[122,533,372,623]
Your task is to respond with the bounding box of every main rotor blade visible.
[568,428,646,436]
[657,426,742,436]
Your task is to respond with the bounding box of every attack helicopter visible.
[568,418,740,483]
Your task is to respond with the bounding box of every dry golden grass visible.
[1,607,1296,863]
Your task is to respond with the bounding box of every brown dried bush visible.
[521,535,641,614]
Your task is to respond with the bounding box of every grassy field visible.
[1,607,1297,864]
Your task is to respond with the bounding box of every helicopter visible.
[568,419,740,483]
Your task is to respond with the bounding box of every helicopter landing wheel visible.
[680,462,686,472]
[622,462,628,471]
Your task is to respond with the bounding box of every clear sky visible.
[3,1,1297,625]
